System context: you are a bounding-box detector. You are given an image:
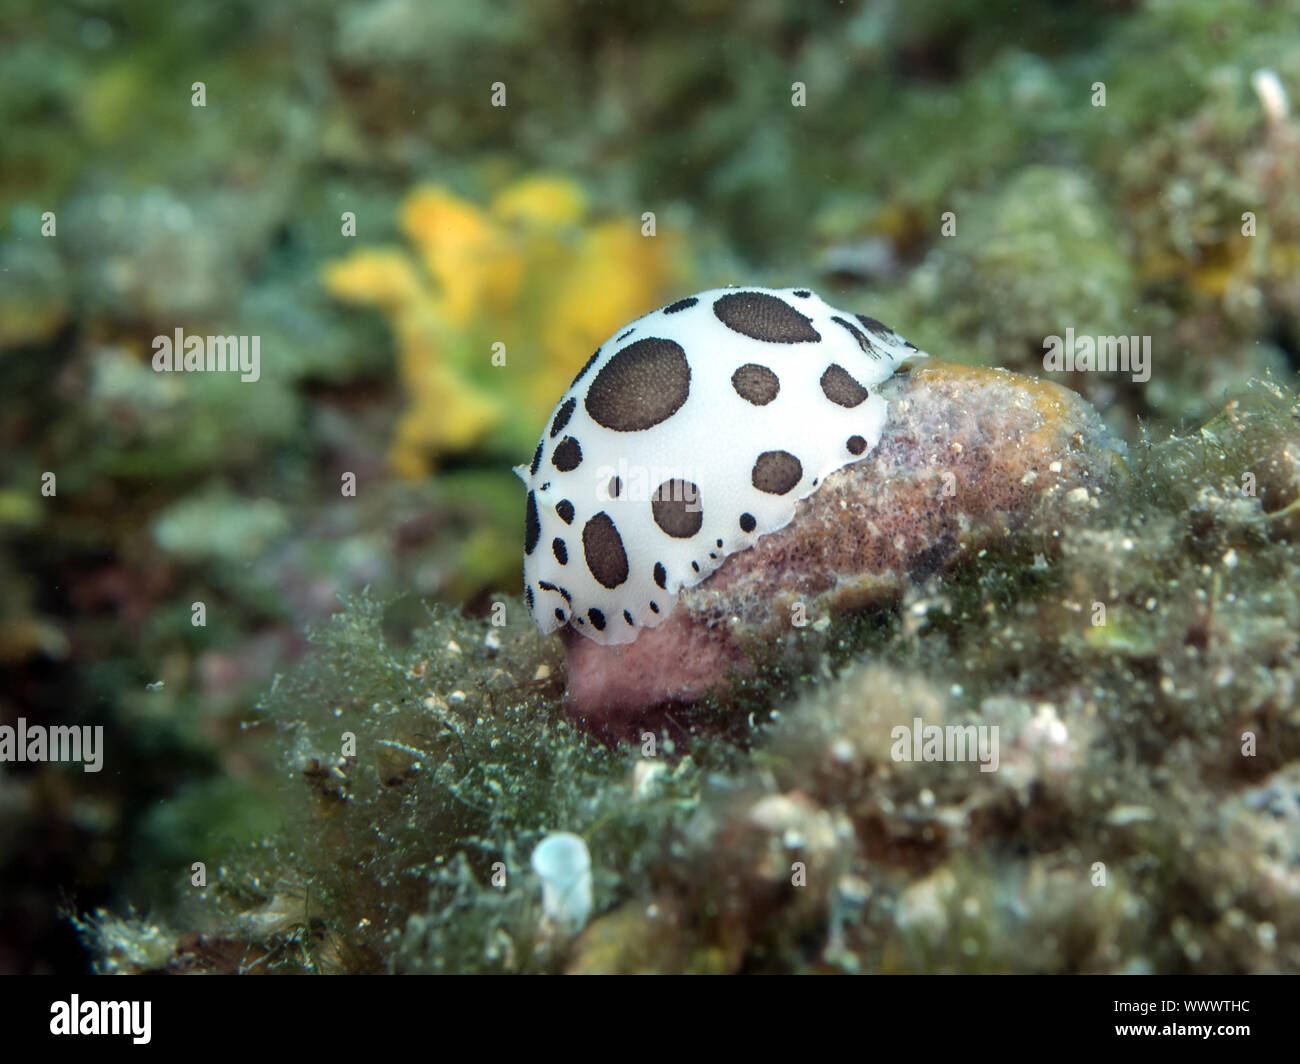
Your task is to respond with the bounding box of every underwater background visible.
[1,0,1299,974]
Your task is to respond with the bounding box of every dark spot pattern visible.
[623,610,635,626]
[552,436,582,471]
[554,607,565,622]
[664,297,698,314]
[716,538,723,548]
[550,397,576,438]
[820,364,870,408]
[552,537,568,565]
[582,512,629,589]
[752,450,803,495]
[529,441,542,476]
[525,585,534,611]
[539,580,571,604]
[588,608,606,631]
[731,363,780,406]
[617,329,634,342]
[855,314,893,339]
[793,289,812,298]
[525,491,540,554]
[651,479,703,538]
[585,337,691,431]
[713,291,821,343]
[653,562,667,589]
[691,561,700,572]
[573,347,602,384]
[555,499,574,524]
[739,512,756,533]
[608,476,622,499]
[831,315,882,360]
[649,601,660,613]
[847,435,867,455]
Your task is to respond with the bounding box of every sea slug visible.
[515,287,927,645]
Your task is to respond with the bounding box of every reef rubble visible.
[564,360,1127,718]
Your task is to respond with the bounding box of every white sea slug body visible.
[515,286,927,646]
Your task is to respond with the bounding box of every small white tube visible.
[530,832,593,932]
[1252,68,1290,126]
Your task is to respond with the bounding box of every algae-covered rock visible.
[564,359,1127,718]
[73,377,1300,976]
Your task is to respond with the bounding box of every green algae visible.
[144,593,709,972]
[74,378,1300,974]
[1,0,1296,975]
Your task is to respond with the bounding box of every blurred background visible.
[2,0,1299,972]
